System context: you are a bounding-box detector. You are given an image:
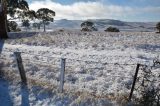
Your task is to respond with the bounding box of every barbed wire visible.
[0,54,159,84]
[2,49,160,68]
[0,57,135,80]
[0,57,135,73]
[103,74,133,79]
[23,58,60,69]
[1,50,151,66]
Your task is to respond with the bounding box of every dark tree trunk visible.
[0,1,8,39]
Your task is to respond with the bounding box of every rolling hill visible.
[50,19,157,32]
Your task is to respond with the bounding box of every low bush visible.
[156,22,160,33]
[7,21,21,32]
[105,27,120,32]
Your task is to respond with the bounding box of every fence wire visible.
[1,50,152,66]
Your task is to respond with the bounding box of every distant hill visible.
[49,19,157,32]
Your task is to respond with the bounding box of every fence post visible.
[59,58,66,93]
[14,52,27,84]
[129,63,140,101]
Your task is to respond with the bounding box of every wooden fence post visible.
[129,63,140,101]
[59,58,66,93]
[14,52,27,84]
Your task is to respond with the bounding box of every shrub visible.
[156,22,160,33]
[7,21,21,32]
[59,29,64,32]
[105,27,120,32]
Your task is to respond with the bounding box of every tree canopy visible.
[81,21,94,28]
[7,0,29,19]
[81,21,97,31]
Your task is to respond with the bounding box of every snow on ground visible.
[0,75,117,106]
[0,30,160,105]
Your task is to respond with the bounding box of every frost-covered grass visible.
[7,31,160,52]
[0,30,160,105]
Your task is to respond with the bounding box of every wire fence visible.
[0,50,158,83]
[0,50,159,101]
[0,49,153,65]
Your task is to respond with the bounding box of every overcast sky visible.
[28,0,160,22]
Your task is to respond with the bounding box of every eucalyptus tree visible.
[32,22,39,30]
[81,21,94,28]
[81,21,97,31]
[22,19,30,31]
[0,0,29,38]
[36,8,55,32]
